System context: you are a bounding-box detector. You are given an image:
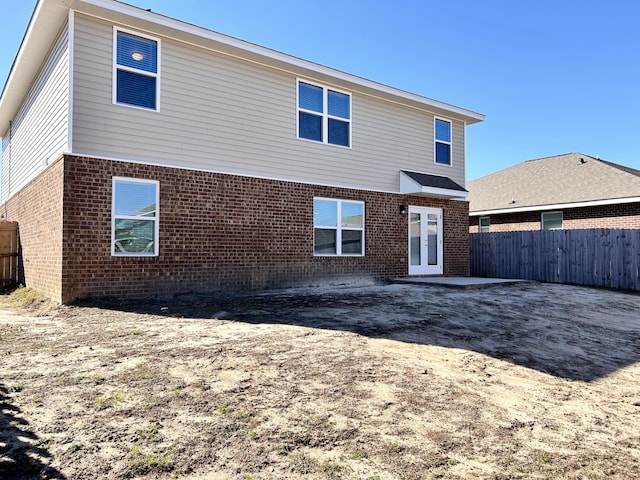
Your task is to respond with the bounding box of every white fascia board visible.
[470,196,640,216]
[73,0,484,124]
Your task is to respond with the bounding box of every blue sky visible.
[2,0,639,179]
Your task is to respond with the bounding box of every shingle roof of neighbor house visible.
[468,153,640,215]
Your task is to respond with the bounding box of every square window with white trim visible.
[114,28,160,110]
[314,198,364,255]
[298,80,351,147]
[112,178,159,256]
[434,118,452,165]
[542,211,563,230]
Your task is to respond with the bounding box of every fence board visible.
[470,228,640,291]
[0,221,18,287]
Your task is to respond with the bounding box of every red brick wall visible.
[469,203,640,233]
[2,158,65,302]
[4,154,470,303]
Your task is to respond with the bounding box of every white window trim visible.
[434,117,452,166]
[479,216,490,233]
[112,177,160,257]
[297,79,352,148]
[541,211,563,230]
[313,197,365,256]
[113,27,161,111]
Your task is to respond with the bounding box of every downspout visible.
[4,120,12,220]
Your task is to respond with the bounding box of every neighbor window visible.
[298,80,351,147]
[314,198,364,255]
[114,29,159,110]
[435,118,452,165]
[112,178,159,256]
[542,211,563,230]
[479,216,490,233]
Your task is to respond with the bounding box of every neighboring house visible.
[0,0,483,304]
[468,153,640,233]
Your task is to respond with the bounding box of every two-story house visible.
[0,0,484,303]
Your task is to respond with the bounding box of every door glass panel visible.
[427,214,438,266]
[410,213,421,266]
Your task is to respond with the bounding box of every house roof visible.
[400,171,468,200]
[0,0,484,133]
[468,153,640,216]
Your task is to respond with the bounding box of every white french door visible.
[408,206,443,275]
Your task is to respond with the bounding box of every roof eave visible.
[0,0,70,132]
[470,196,640,216]
[1,0,484,133]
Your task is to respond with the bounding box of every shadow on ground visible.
[76,282,640,382]
[0,385,66,479]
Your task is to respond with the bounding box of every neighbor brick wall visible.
[60,155,469,302]
[469,203,640,233]
[2,158,65,302]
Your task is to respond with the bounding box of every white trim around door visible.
[408,206,443,275]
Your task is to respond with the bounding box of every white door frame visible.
[408,206,443,275]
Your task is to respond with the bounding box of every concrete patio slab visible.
[392,277,528,289]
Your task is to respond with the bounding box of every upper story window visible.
[542,211,563,230]
[112,178,159,256]
[434,118,452,165]
[298,80,351,147]
[114,29,160,110]
[314,198,364,256]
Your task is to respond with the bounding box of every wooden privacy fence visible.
[470,229,640,291]
[0,221,18,287]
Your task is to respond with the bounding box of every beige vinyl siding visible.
[1,23,69,203]
[72,15,466,193]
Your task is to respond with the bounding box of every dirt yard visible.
[1,281,639,479]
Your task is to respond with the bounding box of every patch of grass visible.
[351,448,368,460]
[135,422,162,442]
[217,402,233,414]
[290,452,319,474]
[8,286,44,306]
[321,460,350,479]
[235,410,253,423]
[387,442,405,454]
[96,392,125,410]
[129,444,175,471]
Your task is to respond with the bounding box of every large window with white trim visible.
[114,28,160,110]
[434,118,452,165]
[314,198,364,255]
[112,178,159,256]
[298,80,351,147]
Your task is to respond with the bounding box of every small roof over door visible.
[400,170,468,200]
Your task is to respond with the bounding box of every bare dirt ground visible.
[1,281,639,479]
